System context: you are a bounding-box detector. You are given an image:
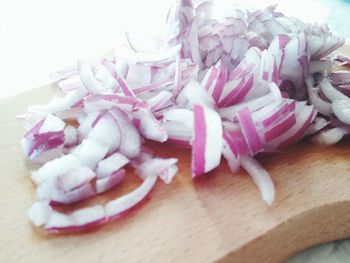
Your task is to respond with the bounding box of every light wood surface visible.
[1,58,350,263]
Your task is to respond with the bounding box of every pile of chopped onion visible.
[22,0,350,232]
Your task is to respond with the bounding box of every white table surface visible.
[1,1,350,262]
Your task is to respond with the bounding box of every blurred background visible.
[0,1,350,261]
[0,0,349,98]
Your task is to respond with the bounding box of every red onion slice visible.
[269,104,316,150]
[147,91,173,112]
[96,153,129,179]
[136,158,178,184]
[21,114,66,162]
[240,156,275,206]
[309,60,332,74]
[332,100,350,125]
[122,44,181,63]
[58,75,84,93]
[105,174,157,219]
[29,171,159,231]
[192,105,222,177]
[182,80,215,109]
[223,129,250,158]
[163,108,194,128]
[55,167,96,192]
[188,17,202,66]
[261,100,296,127]
[312,127,345,146]
[63,125,78,147]
[237,107,263,155]
[50,65,78,81]
[218,75,254,107]
[28,87,88,115]
[87,113,122,152]
[78,60,105,94]
[306,77,332,116]
[132,108,168,142]
[320,79,349,102]
[22,131,64,163]
[109,107,142,158]
[222,139,241,173]
[31,154,82,185]
[264,112,296,142]
[304,116,330,136]
[219,83,281,121]
[37,181,95,206]
[71,138,109,169]
[162,121,192,147]
[96,169,126,193]
[334,54,350,67]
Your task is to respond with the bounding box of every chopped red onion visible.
[21,114,65,163]
[136,157,178,184]
[63,125,78,147]
[31,154,82,185]
[96,152,129,179]
[95,169,126,193]
[331,100,350,125]
[37,179,95,205]
[320,79,349,102]
[87,113,122,152]
[22,0,350,232]
[312,127,345,146]
[192,105,222,177]
[334,53,350,67]
[78,60,105,94]
[55,167,96,192]
[240,156,275,206]
[306,77,332,116]
[71,138,109,169]
[109,107,142,158]
[105,174,157,220]
[132,108,168,142]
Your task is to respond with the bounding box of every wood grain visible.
[1,56,350,263]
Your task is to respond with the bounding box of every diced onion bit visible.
[22,0,350,231]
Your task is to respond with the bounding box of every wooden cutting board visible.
[1,58,350,263]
